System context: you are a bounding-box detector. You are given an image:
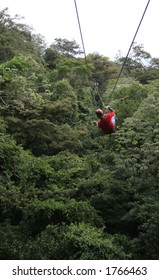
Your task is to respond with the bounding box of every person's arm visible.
[108,106,115,113]
[103,106,115,114]
[93,120,98,126]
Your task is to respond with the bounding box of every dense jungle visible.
[0,8,159,260]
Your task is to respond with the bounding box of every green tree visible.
[0,8,45,63]
[87,53,118,91]
[50,38,83,57]
[17,223,130,260]
[109,79,149,125]
[0,55,51,116]
[43,48,60,69]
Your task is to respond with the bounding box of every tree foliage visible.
[50,38,83,57]
[0,8,159,260]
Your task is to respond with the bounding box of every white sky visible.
[0,0,158,60]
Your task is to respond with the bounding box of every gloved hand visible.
[105,105,110,110]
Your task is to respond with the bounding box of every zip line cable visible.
[74,0,151,107]
[74,0,105,108]
[108,0,151,103]
[74,0,88,66]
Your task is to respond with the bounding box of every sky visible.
[0,0,158,60]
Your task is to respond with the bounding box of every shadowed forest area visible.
[0,8,159,260]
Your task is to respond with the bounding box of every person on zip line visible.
[94,106,117,135]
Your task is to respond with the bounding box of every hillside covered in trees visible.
[0,8,159,260]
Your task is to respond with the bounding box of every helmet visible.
[96,109,103,116]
